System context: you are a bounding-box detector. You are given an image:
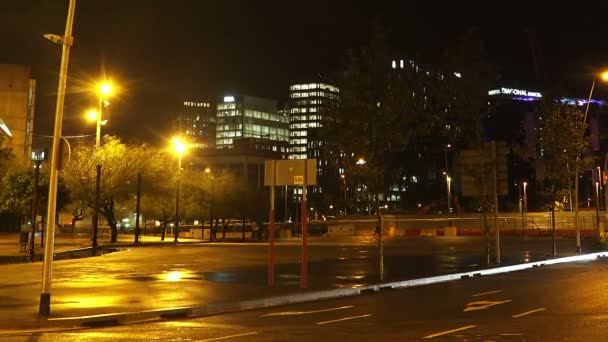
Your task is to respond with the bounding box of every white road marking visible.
[197,331,260,341]
[316,314,372,325]
[464,300,512,312]
[512,308,546,318]
[472,289,503,297]
[423,325,477,339]
[261,305,355,317]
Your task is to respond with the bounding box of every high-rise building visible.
[215,95,288,150]
[288,82,339,160]
[0,64,35,163]
[177,100,215,149]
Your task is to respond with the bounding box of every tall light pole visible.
[88,81,112,247]
[39,0,77,318]
[523,181,528,231]
[205,167,215,241]
[596,181,600,234]
[597,166,602,211]
[172,137,186,243]
[445,144,451,215]
[341,174,347,215]
[574,70,608,253]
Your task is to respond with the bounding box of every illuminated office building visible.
[288,82,339,160]
[177,100,215,149]
[215,95,288,151]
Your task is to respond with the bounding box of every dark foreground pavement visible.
[3,257,608,341]
[0,234,600,332]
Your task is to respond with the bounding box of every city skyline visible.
[2,1,608,144]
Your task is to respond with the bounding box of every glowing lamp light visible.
[165,271,183,282]
[99,82,112,96]
[173,138,186,156]
[602,71,608,81]
[356,158,367,165]
[86,110,98,121]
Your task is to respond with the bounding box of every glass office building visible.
[216,95,288,150]
[288,82,339,160]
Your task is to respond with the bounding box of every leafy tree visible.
[325,25,426,218]
[537,103,590,207]
[0,165,70,220]
[62,136,160,242]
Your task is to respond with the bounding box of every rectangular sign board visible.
[264,159,317,186]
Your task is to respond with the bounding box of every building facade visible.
[177,100,215,149]
[0,64,35,163]
[215,95,288,150]
[288,82,339,160]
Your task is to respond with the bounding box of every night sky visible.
[2,1,607,145]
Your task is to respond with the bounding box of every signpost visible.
[264,159,316,289]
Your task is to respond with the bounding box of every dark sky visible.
[2,1,608,145]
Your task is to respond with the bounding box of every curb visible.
[4,250,598,332]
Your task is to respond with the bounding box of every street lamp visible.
[523,181,528,230]
[39,0,76,318]
[356,157,366,165]
[89,81,114,248]
[95,81,112,148]
[205,167,215,241]
[574,70,608,253]
[341,174,347,215]
[445,144,451,215]
[172,137,187,243]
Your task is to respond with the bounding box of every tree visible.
[0,166,70,221]
[537,103,590,207]
[62,136,160,242]
[325,24,426,217]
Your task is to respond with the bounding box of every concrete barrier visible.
[327,224,354,236]
[444,226,457,237]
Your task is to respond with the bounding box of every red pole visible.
[268,161,276,287]
[301,160,308,289]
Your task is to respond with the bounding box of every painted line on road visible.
[316,314,372,325]
[512,308,546,318]
[198,331,260,341]
[472,289,503,297]
[423,325,477,339]
[464,300,512,312]
[261,305,354,317]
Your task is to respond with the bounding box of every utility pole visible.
[134,172,141,244]
[492,141,500,265]
[29,158,42,261]
[39,0,77,317]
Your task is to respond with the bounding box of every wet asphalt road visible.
[4,258,608,341]
[0,236,595,328]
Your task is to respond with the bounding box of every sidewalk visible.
[0,233,205,262]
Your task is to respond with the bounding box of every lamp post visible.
[39,0,76,318]
[88,81,112,248]
[205,167,215,241]
[574,71,608,253]
[341,174,347,215]
[523,182,528,230]
[172,137,186,243]
[29,150,46,261]
[445,144,451,215]
[597,166,602,211]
